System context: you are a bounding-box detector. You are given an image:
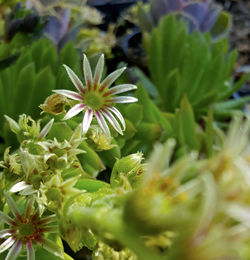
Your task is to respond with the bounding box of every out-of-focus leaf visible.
[210,11,232,40]
[75,178,110,192]
[30,66,56,118]
[13,62,35,118]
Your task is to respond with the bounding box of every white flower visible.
[53,54,137,136]
[0,195,63,260]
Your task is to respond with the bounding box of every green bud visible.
[110,153,144,188]
[39,93,66,115]
[86,125,115,151]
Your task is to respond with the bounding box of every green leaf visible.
[60,41,79,72]
[30,66,56,118]
[125,103,143,127]
[218,73,250,101]
[75,178,110,192]
[47,122,73,141]
[135,84,157,123]
[163,69,181,112]
[41,46,58,75]
[179,96,200,150]
[214,96,250,111]
[99,140,121,168]
[13,63,36,118]
[31,38,53,72]
[78,141,105,175]
[205,109,214,157]
[211,11,232,40]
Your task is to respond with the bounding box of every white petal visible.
[112,96,138,103]
[82,108,93,134]
[83,54,93,90]
[63,103,85,120]
[0,211,14,225]
[100,67,126,90]
[0,229,12,238]
[102,109,123,135]
[39,118,54,140]
[93,54,104,89]
[109,84,137,95]
[19,187,37,196]
[26,240,35,260]
[63,64,85,94]
[0,237,15,253]
[95,111,111,137]
[6,240,22,260]
[106,106,126,131]
[53,89,82,101]
[5,195,21,220]
[10,181,31,193]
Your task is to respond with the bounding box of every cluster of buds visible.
[1,115,85,213]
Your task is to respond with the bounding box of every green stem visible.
[69,207,164,260]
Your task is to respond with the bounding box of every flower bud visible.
[39,93,66,115]
[86,125,115,151]
[110,153,144,188]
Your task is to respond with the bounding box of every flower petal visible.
[53,89,83,101]
[63,103,85,120]
[109,84,137,95]
[93,54,104,89]
[83,54,93,90]
[63,64,85,94]
[10,181,31,193]
[5,194,22,222]
[0,211,15,226]
[100,67,126,91]
[26,240,35,260]
[6,240,22,260]
[82,108,93,134]
[106,106,126,131]
[39,118,54,140]
[0,229,12,238]
[0,236,15,253]
[102,109,123,135]
[95,111,111,137]
[37,237,64,259]
[25,198,35,219]
[111,96,138,103]
[37,214,57,226]
[19,187,37,196]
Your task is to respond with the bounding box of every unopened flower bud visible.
[40,93,66,115]
[110,153,144,187]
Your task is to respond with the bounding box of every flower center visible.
[19,223,35,237]
[84,92,104,110]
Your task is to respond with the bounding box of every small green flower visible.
[54,54,137,136]
[0,195,64,260]
[4,115,54,142]
[39,175,82,212]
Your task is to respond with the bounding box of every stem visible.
[69,207,164,260]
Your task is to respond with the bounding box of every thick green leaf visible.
[179,96,200,150]
[41,47,58,75]
[60,41,79,72]
[205,109,214,157]
[13,63,35,118]
[30,66,56,118]
[211,11,232,40]
[47,122,73,141]
[75,178,110,192]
